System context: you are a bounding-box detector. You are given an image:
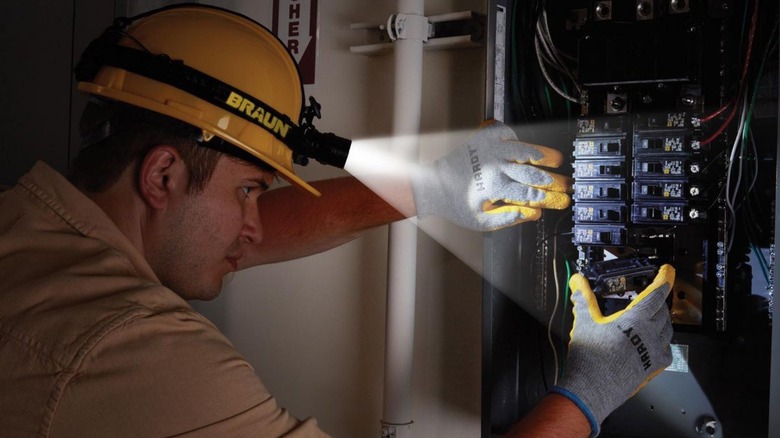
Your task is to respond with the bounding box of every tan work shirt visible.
[0,162,329,438]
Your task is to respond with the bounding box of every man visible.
[0,4,673,437]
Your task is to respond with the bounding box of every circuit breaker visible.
[483,1,779,437]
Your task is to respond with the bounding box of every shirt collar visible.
[19,161,161,285]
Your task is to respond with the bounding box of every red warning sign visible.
[273,0,318,85]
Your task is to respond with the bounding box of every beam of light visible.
[344,129,485,278]
[343,124,576,330]
[344,124,570,298]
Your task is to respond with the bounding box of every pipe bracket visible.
[350,11,484,55]
[387,13,431,42]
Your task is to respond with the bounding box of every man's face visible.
[151,156,274,300]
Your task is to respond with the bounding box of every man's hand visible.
[551,265,675,437]
[411,121,572,231]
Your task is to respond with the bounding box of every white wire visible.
[548,222,562,386]
[534,13,580,94]
[724,95,746,208]
[545,215,577,386]
[731,115,748,209]
[747,127,759,193]
[534,34,581,104]
[535,28,568,74]
[538,9,580,88]
[725,93,749,252]
[535,22,561,68]
[540,7,576,62]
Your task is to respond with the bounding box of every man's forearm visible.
[504,393,591,438]
[241,176,411,267]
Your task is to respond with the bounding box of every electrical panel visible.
[483,1,778,437]
[570,3,734,332]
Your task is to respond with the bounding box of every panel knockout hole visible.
[696,416,718,435]
[637,2,653,17]
[671,0,688,11]
[596,3,611,19]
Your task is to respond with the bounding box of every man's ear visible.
[138,145,188,210]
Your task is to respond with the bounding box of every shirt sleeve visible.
[48,308,331,438]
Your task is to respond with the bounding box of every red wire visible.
[700,0,759,143]
[701,100,739,145]
[700,99,733,122]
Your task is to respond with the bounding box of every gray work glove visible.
[411,121,572,231]
[551,264,675,437]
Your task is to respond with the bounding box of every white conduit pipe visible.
[381,0,424,436]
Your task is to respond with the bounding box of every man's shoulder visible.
[0,268,197,365]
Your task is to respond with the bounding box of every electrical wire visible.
[535,231,573,251]
[547,231,561,386]
[700,104,739,146]
[534,36,581,104]
[537,5,579,89]
[702,0,760,145]
[724,93,749,251]
[559,259,573,380]
[539,6,576,63]
[546,213,568,386]
[745,196,771,283]
[747,129,759,194]
[560,76,572,119]
[753,244,771,283]
[543,85,554,117]
[699,4,749,123]
[748,219,771,282]
[723,1,777,251]
[700,99,734,122]
[739,9,775,220]
[532,1,581,104]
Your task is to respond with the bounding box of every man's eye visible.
[241,186,255,197]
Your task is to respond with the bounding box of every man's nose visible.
[241,202,262,244]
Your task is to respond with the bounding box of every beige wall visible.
[193,1,487,436]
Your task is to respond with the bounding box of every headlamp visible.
[288,97,352,168]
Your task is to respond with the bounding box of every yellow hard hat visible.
[76,4,332,196]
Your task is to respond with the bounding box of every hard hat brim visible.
[79,81,321,197]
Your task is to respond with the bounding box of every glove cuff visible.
[549,386,600,438]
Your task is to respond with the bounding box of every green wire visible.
[544,85,553,118]
[743,190,772,282]
[562,259,572,335]
[751,243,770,283]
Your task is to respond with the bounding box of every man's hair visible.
[69,100,273,194]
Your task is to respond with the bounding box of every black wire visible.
[534,228,573,250]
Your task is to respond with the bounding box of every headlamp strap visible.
[78,42,299,146]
